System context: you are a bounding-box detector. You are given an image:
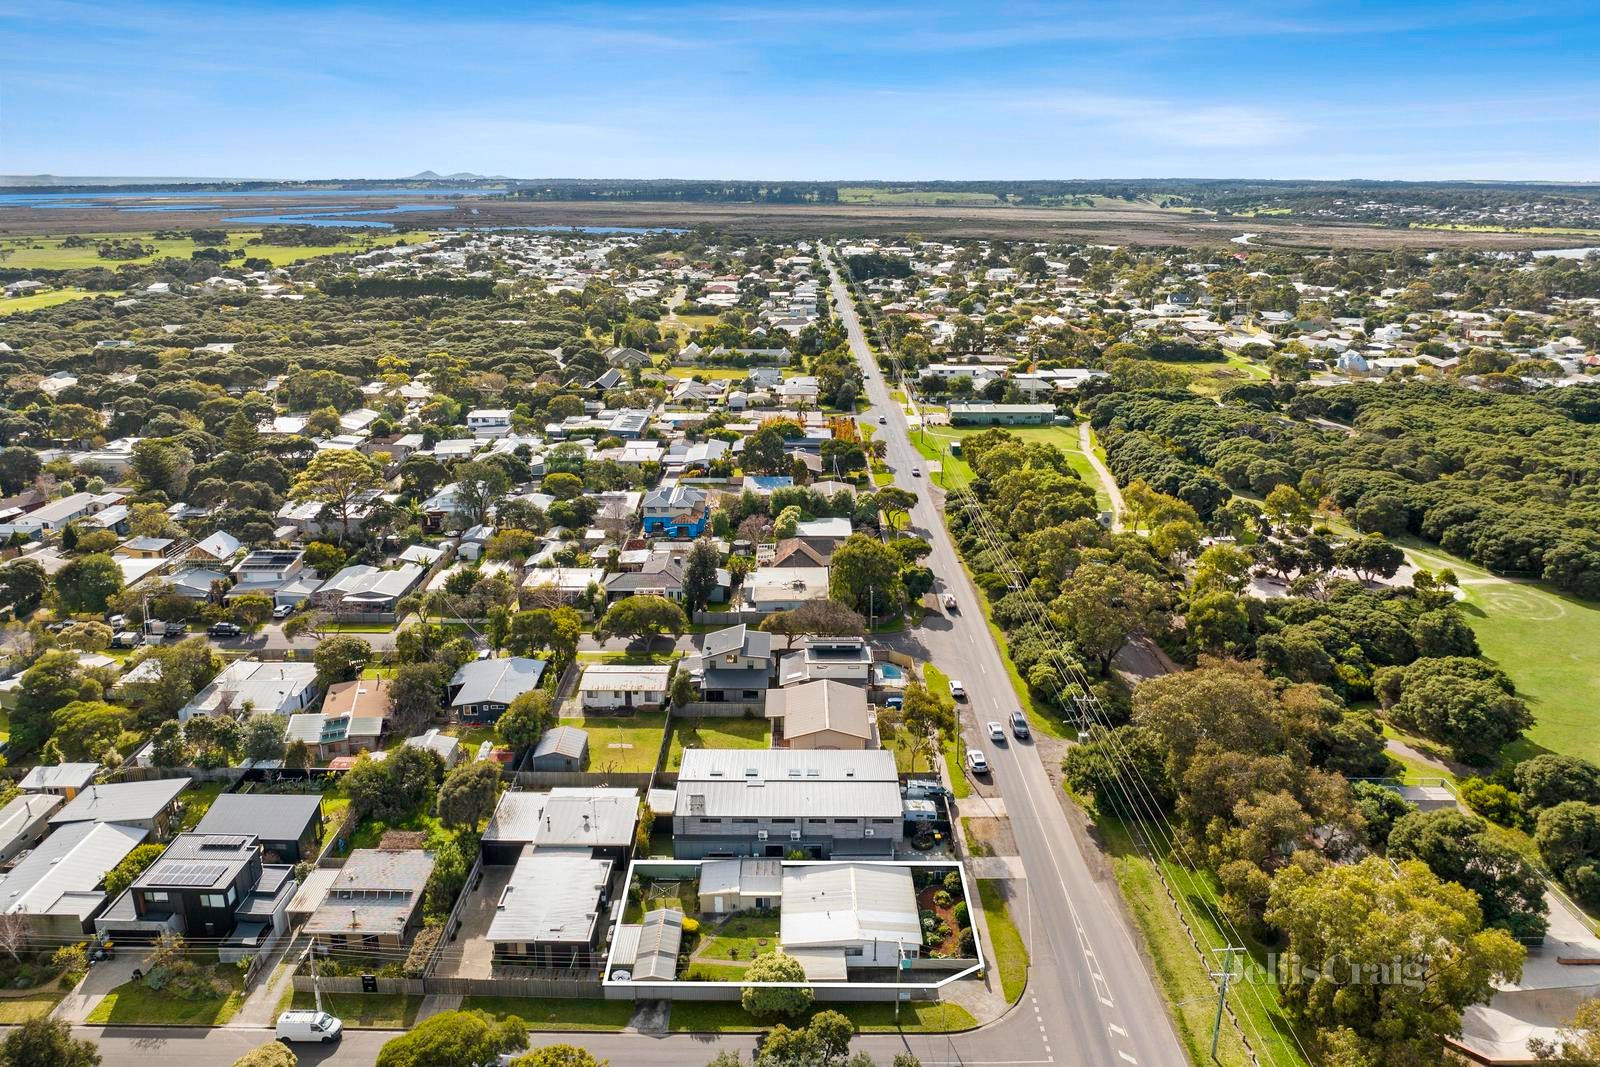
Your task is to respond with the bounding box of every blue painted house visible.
[641,485,709,538]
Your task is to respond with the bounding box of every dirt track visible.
[0,195,1587,251]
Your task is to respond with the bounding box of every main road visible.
[821,246,1187,1067]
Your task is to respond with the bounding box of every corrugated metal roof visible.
[49,777,188,826]
[486,849,610,945]
[780,863,920,950]
[632,908,683,981]
[675,750,900,819]
[0,821,146,917]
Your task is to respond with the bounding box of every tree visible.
[242,713,287,763]
[54,553,124,613]
[496,688,555,750]
[231,1042,297,1067]
[131,438,195,499]
[452,460,512,528]
[0,1014,102,1067]
[12,650,92,755]
[313,634,371,687]
[0,912,29,963]
[0,446,42,496]
[101,842,166,898]
[289,449,383,541]
[742,425,789,475]
[1383,658,1531,763]
[758,599,865,639]
[283,739,313,771]
[1351,780,1415,849]
[1515,755,1600,813]
[511,1047,606,1067]
[682,538,722,614]
[1335,534,1406,582]
[828,534,905,618]
[1266,856,1524,1066]
[1053,562,1166,675]
[301,541,347,577]
[741,951,813,1020]
[1263,484,1310,531]
[1388,809,1549,940]
[374,1009,526,1067]
[1535,802,1600,910]
[437,759,501,829]
[670,668,695,710]
[0,559,48,615]
[390,662,446,734]
[49,700,125,761]
[595,595,686,644]
[231,592,275,628]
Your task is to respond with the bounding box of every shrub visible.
[943,870,962,895]
[952,901,969,927]
[1462,777,1524,828]
[933,889,952,908]
[958,928,976,956]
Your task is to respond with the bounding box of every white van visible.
[276,1009,343,1043]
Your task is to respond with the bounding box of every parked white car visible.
[966,748,989,774]
[276,1010,343,1044]
[949,679,966,701]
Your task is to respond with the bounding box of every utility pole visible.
[1210,946,1244,1062]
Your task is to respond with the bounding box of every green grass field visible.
[911,421,1119,513]
[838,187,1001,206]
[0,229,439,271]
[290,991,421,1029]
[87,970,245,1026]
[1097,815,1312,1067]
[0,287,114,315]
[666,999,978,1033]
[0,988,67,1024]
[977,879,1028,1004]
[666,715,770,770]
[698,912,781,961]
[560,713,668,773]
[462,996,636,1031]
[1377,540,1600,765]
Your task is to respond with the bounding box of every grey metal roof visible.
[305,849,434,937]
[449,657,547,708]
[49,777,189,826]
[633,908,684,981]
[135,833,256,891]
[19,763,98,791]
[533,726,588,761]
[195,794,321,844]
[0,794,63,850]
[0,821,146,917]
[766,680,871,741]
[698,624,771,661]
[486,848,611,945]
[674,750,901,820]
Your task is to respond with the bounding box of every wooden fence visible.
[292,974,606,998]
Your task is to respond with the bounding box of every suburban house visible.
[0,793,64,864]
[485,848,613,966]
[766,680,876,750]
[179,660,319,722]
[403,728,465,768]
[448,657,547,724]
[780,862,921,970]
[778,637,875,687]
[480,787,639,865]
[641,485,709,538]
[49,777,189,838]
[697,858,782,915]
[578,664,671,713]
[284,677,393,761]
[739,567,830,613]
[466,408,512,436]
[95,833,296,960]
[303,849,435,948]
[313,562,425,613]
[521,566,605,603]
[19,762,98,799]
[228,549,310,606]
[527,725,589,772]
[686,624,775,705]
[672,749,904,859]
[194,794,324,863]
[0,821,147,938]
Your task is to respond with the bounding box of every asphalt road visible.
[822,247,1187,1067]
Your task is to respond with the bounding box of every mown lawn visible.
[560,714,668,773]
[977,879,1028,1004]
[668,999,977,1033]
[0,987,67,1023]
[87,970,245,1026]
[698,912,780,961]
[666,716,769,770]
[290,991,421,1028]
[920,664,972,798]
[463,996,635,1031]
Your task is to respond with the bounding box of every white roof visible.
[0,793,64,848]
[780,863,920,950]
[19,763,99,791]
[0,821,146,917]
[578,664,671,692]
[484,788,638,849]
[486,849,611,945]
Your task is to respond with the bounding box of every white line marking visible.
[1109,1023,1127,1037]
[1119,1052,1138,1064]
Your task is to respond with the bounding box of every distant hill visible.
[404,170,507,181]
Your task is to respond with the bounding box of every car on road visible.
[911,467,922,477]
[948,679,966,701]
[943,593,957,612]
[276,1010,342,1044]
[208,622,242,638]
[878,415,887,424]
[987,720,1006,742]
[966,748,990,775]
[273,603,293,620]
[1010,712,1030,739]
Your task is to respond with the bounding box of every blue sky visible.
[2,0,1597,181]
